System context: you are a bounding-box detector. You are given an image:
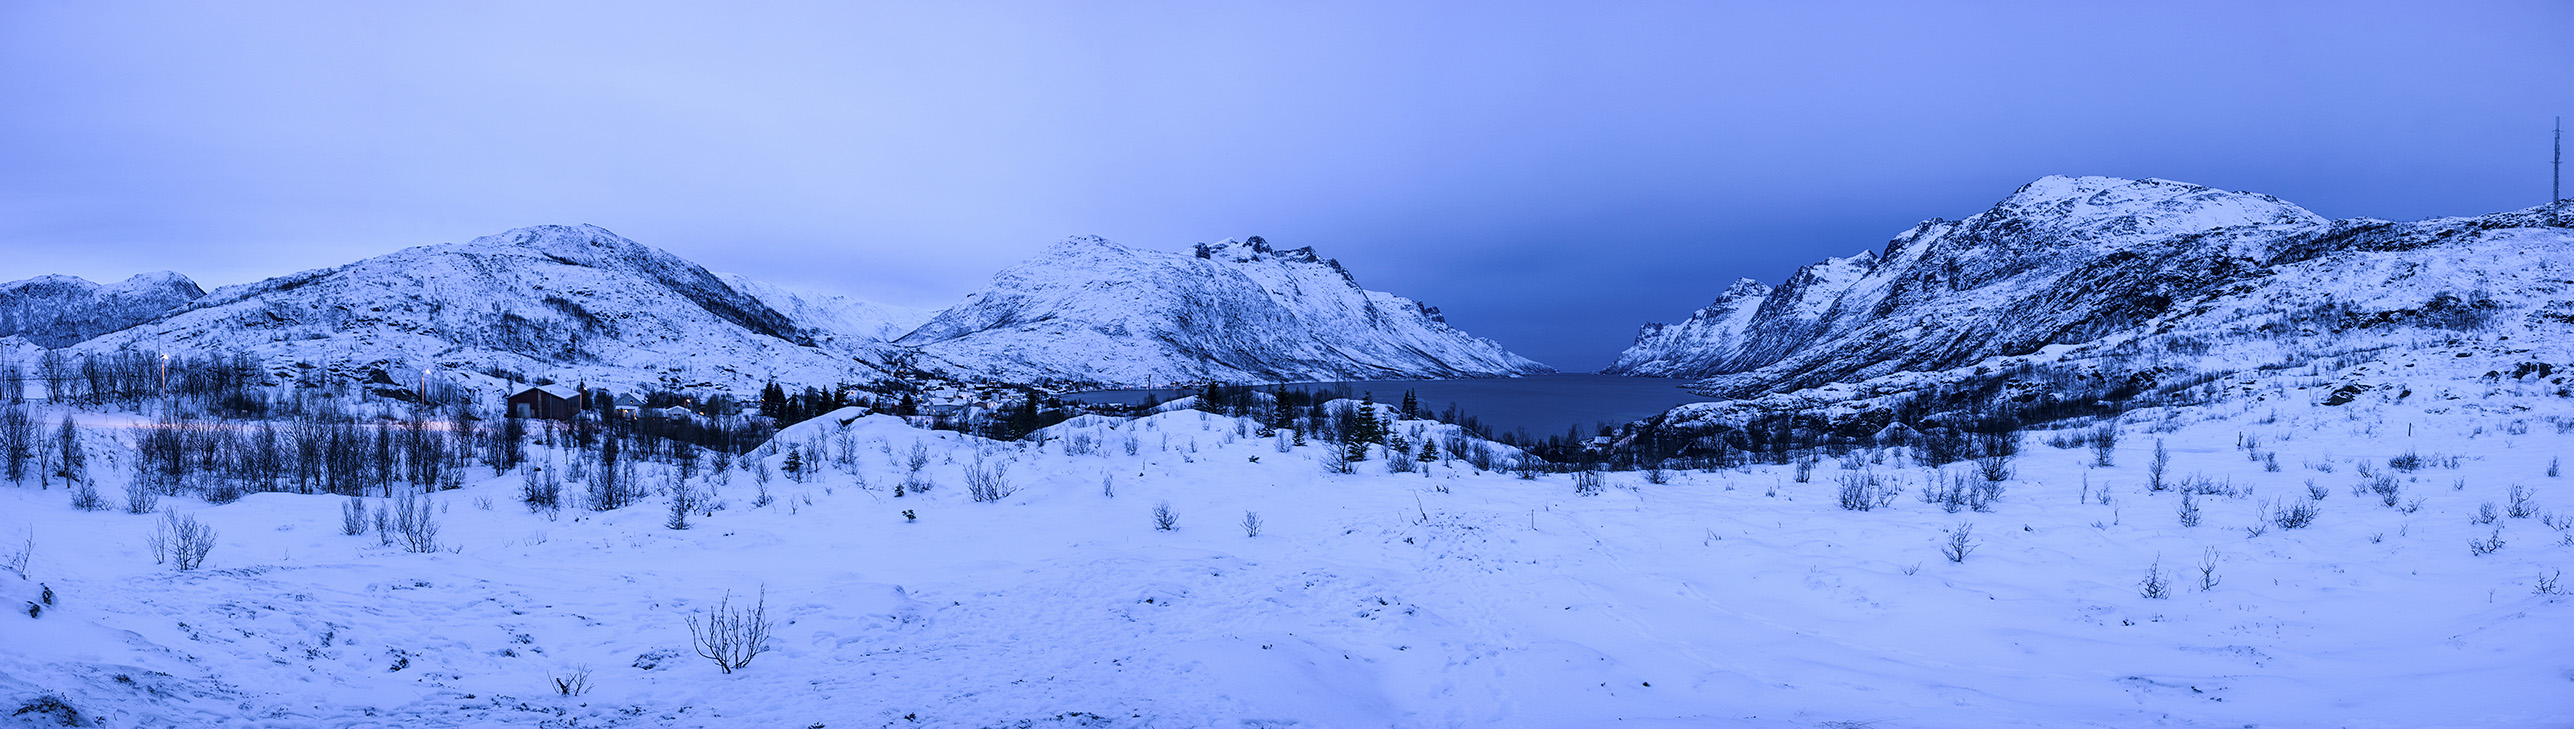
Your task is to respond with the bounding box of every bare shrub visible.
[1840,473,1879,511]
[2147,440,2170,491]
[2271,500,2319,529]
[147,510,216,571]
[1975,456,2012,483]
[1939,521,1976,563]
[123,477,158,515]
[522,462,560,513]
[551,665,592,696]
[2140,558,2171,599]
[2507,485,2536,519]
[1572,470,1604,497]
[389,489,440,553]
[1152,501,1178,531]
[2177,492,2202,527]
[1240,510,1262,538]
[687,588,774,674]
[963,458,1015,503]
[2468,528,2505,556]
[2090,424,2117,467]
[2196,548,2222,592]
[2388,451,2424,472]
[2473,502,2499,525]
[341,496,367,536]
[69,480,107,511]
[666,483,696,530]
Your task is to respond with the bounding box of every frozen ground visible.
[3,382,2572,727]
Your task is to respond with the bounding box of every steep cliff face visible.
[901,235,1550,389]
[1610,176,2351,397]
[71,224,900,396]
[0,272,205,347]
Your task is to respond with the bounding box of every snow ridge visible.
[899,235,1550,389]
[0,271,204,348]
[1604,176,2566,398]
[70,224,902,397]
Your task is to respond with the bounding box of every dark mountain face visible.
[0,272,204,348]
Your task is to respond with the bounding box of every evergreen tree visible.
[1400,389,1419,420]
[1418,438,1440,463]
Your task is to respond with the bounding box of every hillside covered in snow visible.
[1607,176,2571,402]
[0,272,203,349]
[901,235,1551,390]
[66,225,907,398]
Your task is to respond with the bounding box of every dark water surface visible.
[1061,374,1712,440]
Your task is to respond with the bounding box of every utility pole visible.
[2555,115,2563,204]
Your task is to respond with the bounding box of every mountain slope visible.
[0,272,204,348]
[720,273,932,345]
[71,224,895,396]
[1608,176,2402,397]
[900,235,1550,389]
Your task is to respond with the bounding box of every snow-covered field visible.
[4,368,2571,728]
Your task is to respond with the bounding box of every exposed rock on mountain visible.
[900,235,1550,390]
[0,272,204,347]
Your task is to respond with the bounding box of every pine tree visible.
[1418,438,1440,463]
[1400,390,1419,420]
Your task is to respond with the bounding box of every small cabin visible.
[505,385,582,420]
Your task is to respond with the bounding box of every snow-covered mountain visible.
[69,225,899,397]
[720,273,933,345]
[0,272,203,348]
[1607,176,2573,399]
[899,235,1550,389]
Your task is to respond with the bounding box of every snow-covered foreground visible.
[4,400,2571,728]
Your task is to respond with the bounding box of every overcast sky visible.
[4,2,2569,370]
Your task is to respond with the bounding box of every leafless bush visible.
[1939,521,1976,563]
[666,483,697,530]
[1645,459,1673,485]
[1841,473,1879,511]
[2468,528,2505,556]
[2147,440,2170,491]
[2,532,29,580]
[2507,485,2536,519]
[69,480,106,511]
[2196,548,2222,592]
[147,510,216,571]
[2271,500,2319,529]
[1572,470,1604,497]
[123,478,158,515]
[390,488,440,553]
[687,588,774,674]
[1240,510,1262,538]
[1975,456,2012,483]
[1100,474,1115,498]
[1152,501,1178,531]
[2140,558,2171,599]
[522,462,560,513]
[2090,424,2117,467]
[963,458,1015,503]
[2306,480,2329,501]
[2474,502,2499,525]
[551,665,592,696]
[2177,492,2202,527]
[341,496,367,536]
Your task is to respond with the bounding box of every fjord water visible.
[1062,373,1709,439]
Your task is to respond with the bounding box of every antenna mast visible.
[2555,115,2563,203]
